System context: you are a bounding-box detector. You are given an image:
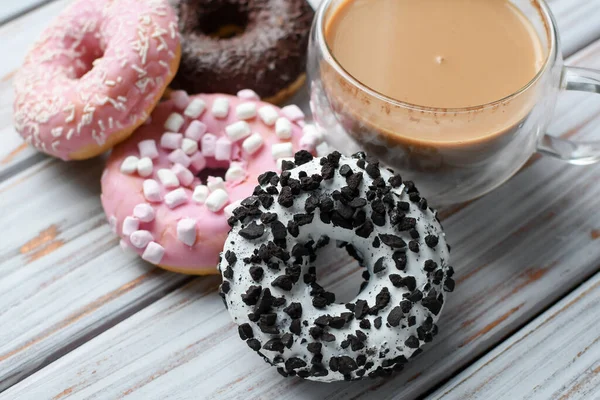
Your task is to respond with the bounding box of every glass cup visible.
[308,0,600,206]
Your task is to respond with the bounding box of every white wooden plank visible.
[6,37,600,399]
[0,0,71,178]
[0,0,596,178]
[429,273,600,400]
[0,157,192,390]
[0,0,57,26]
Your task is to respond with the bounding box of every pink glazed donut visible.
[13,0,181,160]
[101,91,324,275]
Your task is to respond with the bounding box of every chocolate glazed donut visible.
[169,0,315,104]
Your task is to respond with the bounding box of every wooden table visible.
[1,1,599,399]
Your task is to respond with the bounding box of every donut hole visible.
[196,165,229,182]
[63,34,104,80]
[314,240,370,304]
[198,4,249,39]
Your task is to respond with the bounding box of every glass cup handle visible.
[537,66,600,165]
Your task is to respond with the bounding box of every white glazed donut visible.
[219,151,455,382]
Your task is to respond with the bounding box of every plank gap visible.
[421,263,600,399]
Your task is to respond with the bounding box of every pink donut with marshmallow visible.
[13,0,181,160]
[101,91,323,275]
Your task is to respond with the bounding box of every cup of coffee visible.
[308,0,600,206]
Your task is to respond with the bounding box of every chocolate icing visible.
[169,0,314,99]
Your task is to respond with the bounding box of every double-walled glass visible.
[309,0,600,206]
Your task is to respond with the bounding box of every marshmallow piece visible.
[303,124,324,143]
[184,98,206,119]
[157,168,180,188]
[258,106,279,126]
[189,152,207,172]
[142,242,165,264]
[172,163,194,187]
[277,157,294,172]
[272,142,294,160]
[181,138,199,155]
[138,140,159,159]
[137,157,154,177]
[168,149,192,168]
[192,185,209,204]
[281,104,305,121]
[164,112,185,132]
[205,188,229,212]
[212,97,230,118]
[237,89,260,101]
[224,200,242,218]
[143,179,162,202]
[165,188,188,209]
[109,216,117,233]
[225,121,251,141]
[300,134,318,152]
[185,120,207,141]
[235,102,257,120]
[133,203,155,222]
[316,141,330,157]
[120,156,139,174]
[161,132,183,150]
[171,90,190,110]
[122,216,139,236]
[207,177,226,192]
[177,218,197,246]
[215,137,232,161]
[242,133,264,155]
[119,239,134,253]
[225,164,246,183]
[275,117,293,139]
[130,230,154,249]
[201,134,217,157]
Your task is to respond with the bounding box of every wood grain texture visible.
[0,0,58,26]
[1,0,600,397]
[5,38,600,399]
[429,273,600,400]
[0,0,71,179]
[0,157,191,390]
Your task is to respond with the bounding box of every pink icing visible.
[101,93,305,274]
[13,0,180,160]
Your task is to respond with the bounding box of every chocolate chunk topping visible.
[294,150,314,166]
[225,250,237,266]
[263,338,285,353]
[374,317,382,329]
[388,174,403,187]
[354,300,369,319]
[355,219,374,238]
[258,171,277,186]
[409,240,420,253]
[380,234,407,249]
[405,336,420,349]
[425,234,439,248]
[346,172,363,190]
[260,212,278,224]
[239,222,265,240]
[290,319,302,335]
[247,338,261,351]
[272,276,293,291]
[249,266,264,282]
[339,164,352,177]
[359,319,371,329]
[238,323,254,340]
[365,163,380,179]
[387,306,404,327]
[373,257,386,274]
[241,285,262,305]
[424,259,437,272]
[400,300,412,313]
[285,357,307,371]
[278,186,294,207]
[444,278,456,292]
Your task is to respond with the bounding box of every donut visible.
[13,0,181,160]
[168,0,314,104]
[218,151,455,382]
[101,91,323,275]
